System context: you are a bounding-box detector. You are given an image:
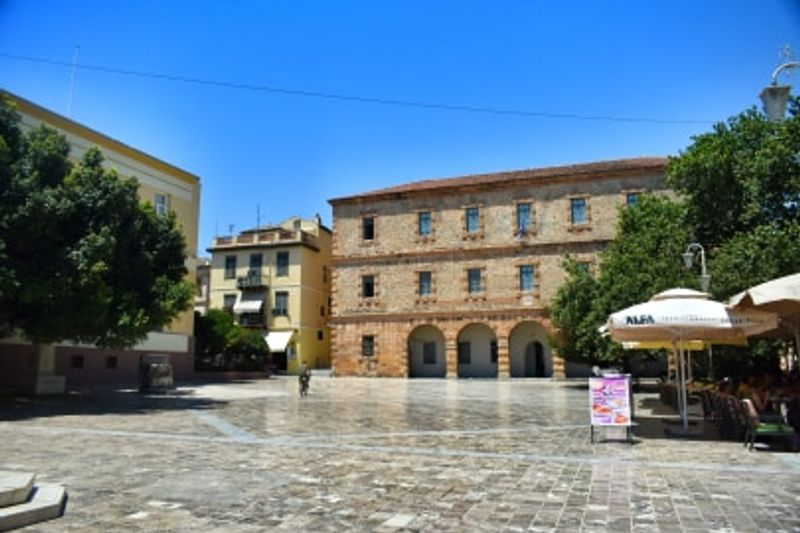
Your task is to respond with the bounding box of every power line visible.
[0,51,714,125]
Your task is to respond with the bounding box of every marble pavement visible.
[1,378,799,532]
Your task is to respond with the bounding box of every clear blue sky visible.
[1,1,799,253]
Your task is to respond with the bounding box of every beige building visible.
[329,158,669,378]
[0,91,201,393]
[207,217,332,373]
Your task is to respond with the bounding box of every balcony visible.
[238,313,266,328]
[212,229,320,251]
[236,270,268,289]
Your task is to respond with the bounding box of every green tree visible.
[709,223,800,298]
[224,328,269,371]
[550,196,695,367]
[194,309,270,371]
[668,99,800,251]
[0,96,192,347]
[594,196,695,313]
[194,309,237,367]
[549,257,606,366]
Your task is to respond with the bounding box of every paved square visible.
[1,378,799,532]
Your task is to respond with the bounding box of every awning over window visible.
[233,293,263,314]
[264,330,295,352]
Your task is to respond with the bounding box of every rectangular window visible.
[276,251,289,277]
[224,255,237,279]
[457,342,471,365]
[626,192,640,205]
[274,291,289,316]
[423,342,436,365]
[418,211,432,237]
[70,355,84,369]
[362,216,375,240]
[223,293,237,311]
[362,275,375,298]
[249,253,262,275]
[322,265,328,283]
[465,207,480,233]
[516,203,532,233]
[571,198,587,224]
[418,271,432,296]
[577,261,591,274]
[467,268,483,294]
[317,330,324,341]
[105,356,118,369]
[362,335,375,356]
[320,305,325,317]
[491,341,498,363]
[154,193,169,217]
[519,265,535,291]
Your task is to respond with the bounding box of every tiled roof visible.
[329,157,668,204]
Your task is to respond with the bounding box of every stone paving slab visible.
[1,377,799,531]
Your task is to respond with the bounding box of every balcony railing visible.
[213,229,320,250]
[238,314,266,328]
[236,270,268,289]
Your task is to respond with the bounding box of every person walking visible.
[299,363,311,397]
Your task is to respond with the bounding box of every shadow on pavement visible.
[0,388,227,422]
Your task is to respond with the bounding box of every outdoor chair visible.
[741,398,796,452]
[699,389,713,419]
[711,392,726,425]
[718,395,746,441]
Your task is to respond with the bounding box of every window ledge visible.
[567,223,592,232]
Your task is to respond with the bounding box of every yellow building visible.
[207,217,332,373]
[0,91,201,393]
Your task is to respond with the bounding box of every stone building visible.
[207,216,332,373]
[328,158,669,378]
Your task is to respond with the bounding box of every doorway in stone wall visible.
[510,321,552,378]
[407,325,446,378]
[524,342,546,377]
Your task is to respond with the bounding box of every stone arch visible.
[509,321,552,377]
[456,323,498,378]
[407,325,446,378]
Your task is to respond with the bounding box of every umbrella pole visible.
[679,339,689,432]
[674,343,683,425]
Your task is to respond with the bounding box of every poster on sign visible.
[589,375,632,442]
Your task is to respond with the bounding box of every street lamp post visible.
[683,242,713,381]
[760,61,799,121]
[682,243,710,293]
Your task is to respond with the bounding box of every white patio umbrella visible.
[729,272,800,365]
[606,288,778,432]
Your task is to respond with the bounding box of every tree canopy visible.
[0,96,192,347]
[194,309,269,371]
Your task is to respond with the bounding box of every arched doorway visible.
[457,323,497,378]
[407,325,446,378]
[524,342,545,377]
[510,321,552,377]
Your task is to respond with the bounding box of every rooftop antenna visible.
[67,45,80,117]
[256,204,261,229]
[228,224,235,236]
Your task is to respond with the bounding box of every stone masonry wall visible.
[330,165,668,378]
